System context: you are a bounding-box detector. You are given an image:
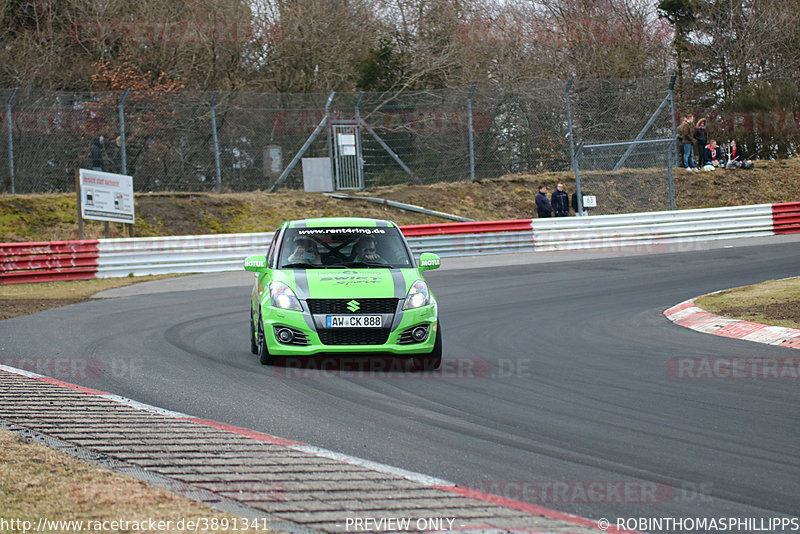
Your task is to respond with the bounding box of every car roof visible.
[283,217,398,229]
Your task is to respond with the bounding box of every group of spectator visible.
[680,115,753,171]
[535,183,583,218]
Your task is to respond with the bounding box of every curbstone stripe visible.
[0,364,635,534]
[664,297,800,350]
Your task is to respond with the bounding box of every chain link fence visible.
[570,77,677,214]
[6,76,793,216]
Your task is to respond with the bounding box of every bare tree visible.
[0,0,260,90]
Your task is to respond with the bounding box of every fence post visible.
[118,88,130,175]
[327,93,336,188]
[355,92,365,188]
[668,73,678,167]
[468,84,476,182]
[566,78,584,215]
[668,142,676,210]
[209,91,222,190]
[6,87,18,193]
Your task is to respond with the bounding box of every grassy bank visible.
[2,158,799,243]
[696,277,800,330]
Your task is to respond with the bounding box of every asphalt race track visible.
[1,238,799,527]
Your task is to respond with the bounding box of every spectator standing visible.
[90,136,105,171]
[680,115,696,171]
[694,118,708,166]
[551,183,570,217]
[535,185,552,218]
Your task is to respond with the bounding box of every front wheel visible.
[249,311,258,355]
[411,324,442,371]
[257,315,276,366]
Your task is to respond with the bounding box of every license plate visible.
[326,315,383,328]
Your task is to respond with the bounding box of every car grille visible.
[307,298,398,315]
[318,329,391,346]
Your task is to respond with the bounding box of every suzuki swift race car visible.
[244,218,442,370]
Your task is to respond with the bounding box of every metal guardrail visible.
[1,203,796,283]
[0,240,99,283]
[97,233,274,278]
[532,204,775,251]
[773,202,800,234]
[406,230,534,258]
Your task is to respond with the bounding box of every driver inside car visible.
[354,236,382,263]
[287,238,321,265]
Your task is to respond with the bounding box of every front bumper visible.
[260,301,438,356]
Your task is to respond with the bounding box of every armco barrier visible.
[772,202,800,234]
[0,240,99,283]
[0,202,794,283]
[97,233,274,278]
[533,204,774,251]
[401,219,534,237]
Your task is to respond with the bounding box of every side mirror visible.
[243,255,268,272]
[418,252,441,271]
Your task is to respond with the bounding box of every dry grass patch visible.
[696,277,800,329]
[0,429,268,533]
[0,275,182,320]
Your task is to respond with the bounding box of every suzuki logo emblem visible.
[347,300,360,312]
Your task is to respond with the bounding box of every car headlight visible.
[403,280,430,310]
[269,281,302,311]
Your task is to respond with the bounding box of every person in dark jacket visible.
[725,140,753,169]
[704,139,724,167]
[551,183,570,217]
[694,117,708,166]
[90,136,105,171]
[535,185,552,218]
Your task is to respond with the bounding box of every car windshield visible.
[278,226,413,269]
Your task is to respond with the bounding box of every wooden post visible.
[75,169,84,239]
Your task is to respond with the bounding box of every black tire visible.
[411,324,442,371]
[257,315,276,366]
[249,311,258,355]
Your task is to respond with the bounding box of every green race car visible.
[244,217,442,370]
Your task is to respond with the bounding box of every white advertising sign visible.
[338,133,357,156]
[79,169,135,224]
